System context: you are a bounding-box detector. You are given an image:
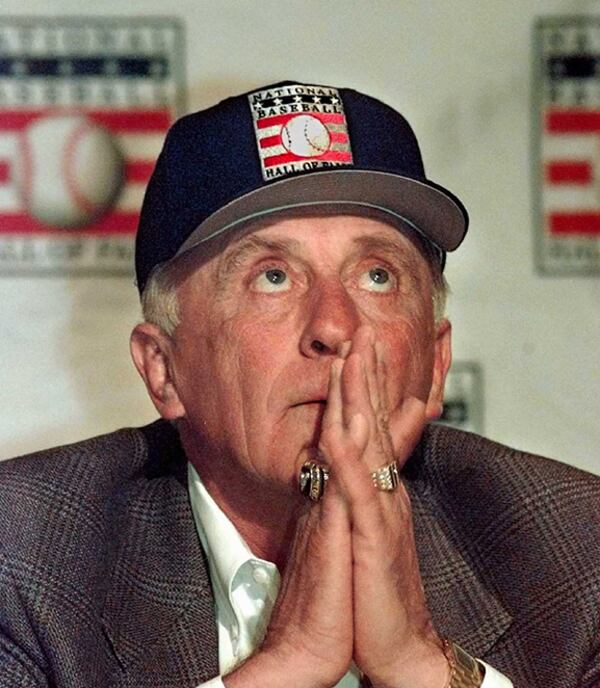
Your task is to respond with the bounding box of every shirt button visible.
[252,566,269,585]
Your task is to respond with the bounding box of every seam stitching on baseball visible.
[64,122,98,218]
[304,118,329,156]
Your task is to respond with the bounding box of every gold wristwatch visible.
[443,639,485,688]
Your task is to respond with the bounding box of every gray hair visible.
[140,261,183,336]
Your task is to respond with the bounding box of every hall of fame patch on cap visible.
[0,17,184,275]
[533,16,600,275]
[437,361,484,435]
[249,83,353,181]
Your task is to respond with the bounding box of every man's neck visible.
[181,433,303,571]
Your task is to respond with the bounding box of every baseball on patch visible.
[17,113,124,228]
[281,114,331,157]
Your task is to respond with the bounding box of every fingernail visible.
[339,340,351,359]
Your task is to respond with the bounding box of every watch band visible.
[443,639,485,688]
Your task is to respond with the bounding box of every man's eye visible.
[253,268,291,292]
[358,267,395,292]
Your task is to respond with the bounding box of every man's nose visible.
[299,280,361,357]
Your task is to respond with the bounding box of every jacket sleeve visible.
[0,543,49,687]
[0,636,49,687]
[579,640,600,688]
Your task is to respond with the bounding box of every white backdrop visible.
[1,0,599,475]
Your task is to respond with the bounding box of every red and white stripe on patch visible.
[542,107,600,237]
[249,84,353,181]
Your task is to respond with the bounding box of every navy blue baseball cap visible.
[135,80,469,293]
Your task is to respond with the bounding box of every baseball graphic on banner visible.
[281,114,331,157]
[17,114,124,229]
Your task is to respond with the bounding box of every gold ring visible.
[370,461,400,491]
[299,461,330,502]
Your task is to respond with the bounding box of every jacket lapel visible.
[101,425,219,686]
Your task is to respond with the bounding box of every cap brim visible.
[177,169,468,257]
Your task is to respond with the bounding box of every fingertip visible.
[338,340,352,359]
[331,357,344,378]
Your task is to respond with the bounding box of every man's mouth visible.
[290,400,327,419]
[287,401,327,447]
[290,400,327,412]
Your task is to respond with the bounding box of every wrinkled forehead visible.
[171,205,439,282]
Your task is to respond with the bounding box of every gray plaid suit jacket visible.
[0,420,599,687]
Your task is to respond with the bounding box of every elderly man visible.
[1,81,599,688]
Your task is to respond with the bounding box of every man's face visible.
[167,213,449,494]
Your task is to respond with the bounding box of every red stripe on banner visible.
[257,112,346,129]
[549,212,600,236]
[0,109,171,132]
[0,160,10,184]
[545,161,593,185]
[264,151,353,167]
[0,112,40,129]
[259,135,281,149]
[124,160,155,183]
[88,110,171,132]
[0,212,139,234]
[546,109,600,134]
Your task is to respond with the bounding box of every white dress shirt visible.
[187,464,512,688]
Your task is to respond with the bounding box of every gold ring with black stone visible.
[299,461,330,502]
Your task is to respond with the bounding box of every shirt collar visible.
[187,463,256,594]
[187,463,279,604]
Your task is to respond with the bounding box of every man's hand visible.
[224,383,354,688]
[320,325,449,688]
[226,325,447,688]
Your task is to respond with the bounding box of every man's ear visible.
[425,318,452,422]
[130,323,185,420]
